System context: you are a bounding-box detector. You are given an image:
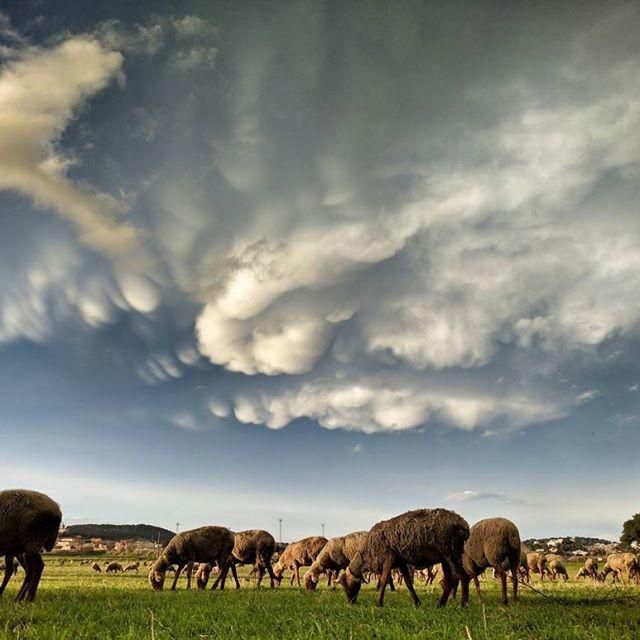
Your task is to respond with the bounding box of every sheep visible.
[91,562,102,573]
[575,567,588,580]
[149,526,234,592]
[273,536,328,588]
[602,553,639,584]
[123,562,140,573]
[209,529,277,590]
[419,564,440,585]
[337,508,470,608]
[0,489,62,602]
[526,552,547,581]
[459,517,521,605]
[304,531,368,591]
[105,562,123,573]
[547,557,569,581]
[584,557,598,579]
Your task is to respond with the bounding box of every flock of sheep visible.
[1,488,638,606]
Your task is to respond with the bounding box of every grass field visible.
[1,560,639,639]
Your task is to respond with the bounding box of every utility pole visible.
[321,523,325,537]
[278,518,283,543]
[176,522,180,533]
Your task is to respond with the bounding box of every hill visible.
[523,536,616,554]
[64,523,174,544]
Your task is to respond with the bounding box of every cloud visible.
[0,36,139,256]
[446,490,525,505]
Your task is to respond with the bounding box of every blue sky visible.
[1,1,639,541]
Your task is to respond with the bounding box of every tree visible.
[621,513,640,548]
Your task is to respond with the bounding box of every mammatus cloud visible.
[0,35,138,256]
[189,6,640,433]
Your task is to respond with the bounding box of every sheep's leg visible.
[24,553,44,603]
[497,569,507,605]
[265,561,277,588]
[388,573,395,591]
[230,563,240,589]
[185,561,193,590]
[256,564,265,588]
[327,570,332,588]
[210,563,227,590]
[170,564,184,590]
[376,558,394,607]
[294,563,301,588]
[438,563,454,607]
[509,559,518,603]
[399,564,420,607]
[0,555,14,596]
[473,574,484,602]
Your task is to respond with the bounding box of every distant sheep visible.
[602,553,639,584]
[91,562,102,573]
[123,562,140,573]
[584,558,598,579]
[338,508,470,608]
[305,531,367,590]
[460,518,521,605]
[0,489,62,602]
[149,526,234,591]
[210,530,277,590]
[547,557,569,581]
[273,536,328,587]
[526,552,547,581]
[105,562,123,573]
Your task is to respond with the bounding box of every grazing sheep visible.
[584,558,598,579]
[419,564,440,585]
[273,536,328,588]
[91,562,102,573]
[149,526,234,592]
[547,557,569,581]
[459,518,521,605]
[105,562,123,573]
[210,529,277,590]
[526,552,547,581]
[304,531,367,591]
[337,508,470,608]
[0,489,62,602]
[602,553,639,584]
[576,567,588,580]
[123,562,140,573]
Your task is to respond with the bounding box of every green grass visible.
[1,561,639,639]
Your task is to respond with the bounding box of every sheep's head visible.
[272,564,284,586]
[304,571,318,591]
[149,569,165,591]
[337,567,361,604]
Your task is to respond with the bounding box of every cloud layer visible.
[2,3,640,435]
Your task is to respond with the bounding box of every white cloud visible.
[0,36,138,256]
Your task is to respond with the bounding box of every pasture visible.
[0,559,639,639]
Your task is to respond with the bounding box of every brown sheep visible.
[584,557,598,579]
[602,553,639,584]
[526,552,547,581]
[304,531,367,590]
[547,557,569,581]
[123,562,140,573]
[105,562,123,573]
[91,562,102,573]
[210,529,277,590]
[0,489,62,602]
[338,508,470,608]
[149,526,234,591]
[459,518,521,605]
[273,536,327,587]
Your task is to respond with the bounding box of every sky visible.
[1,0,639,542]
